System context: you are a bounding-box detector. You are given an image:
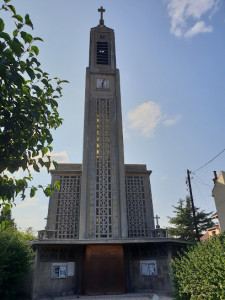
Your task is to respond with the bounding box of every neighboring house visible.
[212,171,225,232]
[200,212,221,241]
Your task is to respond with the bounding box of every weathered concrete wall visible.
[128,258,171,293]
[32,245,83,299]
[33,261,75,299]
[124,243,181,294]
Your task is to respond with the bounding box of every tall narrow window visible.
[55,175,81,239]
[126,176,148,237]
[96,98,112,238]
[96,42,109,65]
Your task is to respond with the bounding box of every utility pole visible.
[187,169,200,242]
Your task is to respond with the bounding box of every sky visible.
[3,0,225,233]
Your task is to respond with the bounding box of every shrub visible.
[171,233,225,299]
[0,227,34,299]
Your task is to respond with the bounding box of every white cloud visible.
[3,169,22,179]
[167,0,221,38]
[123,127,130,139]
[184,21,213,37]
[3,151,69,178]
[163,114,181,126]
[50,151,69,163]
[27,150,69,174]
[41,205,48,210]
[153,198,158,204]
[16,197,39,208]
[127,101,162,137]
[126,101,181,137]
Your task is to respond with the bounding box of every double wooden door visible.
[83,244,125,295]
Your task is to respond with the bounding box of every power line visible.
[191,177,213,213]
[192,173,212,190]
[193,147,225,173]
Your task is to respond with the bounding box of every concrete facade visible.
[32,9,186,299]
[212,171,225,232]
[32,240,185,298]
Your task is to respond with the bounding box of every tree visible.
[0,0,67,213]
[0,208,16,229]
[171,233,225,299]
[0,227,34,299]
[168,196,214,242]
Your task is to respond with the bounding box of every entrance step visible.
[38,293,173,300]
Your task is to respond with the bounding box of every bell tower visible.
[79,7,128,239]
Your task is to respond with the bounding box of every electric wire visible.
[191,177,214,213]
[192,173,212,190]
[193,147,225,173]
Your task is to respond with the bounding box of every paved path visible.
[42,293,173,300]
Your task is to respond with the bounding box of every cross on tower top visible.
[98,6,105,25]
[154,215,160,229]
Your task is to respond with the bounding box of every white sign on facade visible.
[140,260,157,276]
[51,262,75,279]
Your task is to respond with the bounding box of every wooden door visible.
[83,244,125,295]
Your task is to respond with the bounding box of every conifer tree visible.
[0,208,16,229]
[168,196,214,242]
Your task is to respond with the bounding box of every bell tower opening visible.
[96,42,109,65]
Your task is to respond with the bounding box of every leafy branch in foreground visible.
[0,0,68,211]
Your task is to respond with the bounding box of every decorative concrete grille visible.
[96,98,112,238]
[126,176,148,237]
[55,175,80,239]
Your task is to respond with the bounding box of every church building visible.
[32,8,185,299]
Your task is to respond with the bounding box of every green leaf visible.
[20,31,33,44]
[9,39,24,57]
[32,85,42,96]
[16,23,23,30]
[47,145,53,151]
[42,147,48,156]
[7,4,16,14]
[31,57,40,67]
[0,32,11,42]
[31,45,39,55]
[59,80,69,83]
[34,67,42,73]
[38,158,44,167]
[33,163,40,172]
[12,14,23,23]
[54,180,60,191]
[26,67,35,80]
[25,14,33,29]
[0,41,6,52]
[0,18,5,32]
[34,37,43,42]
[44,186,54,196]
[53,161,58,170]
[41,78,48,86]
[30,187,36,197]
[4,0,11,3]
[1,221,6,230]
[13,29,18,37]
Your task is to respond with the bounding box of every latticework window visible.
[126,176,148,237]
[96,98,112,238]
[55,175,81,239]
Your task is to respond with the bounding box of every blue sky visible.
[4,0,225,232]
